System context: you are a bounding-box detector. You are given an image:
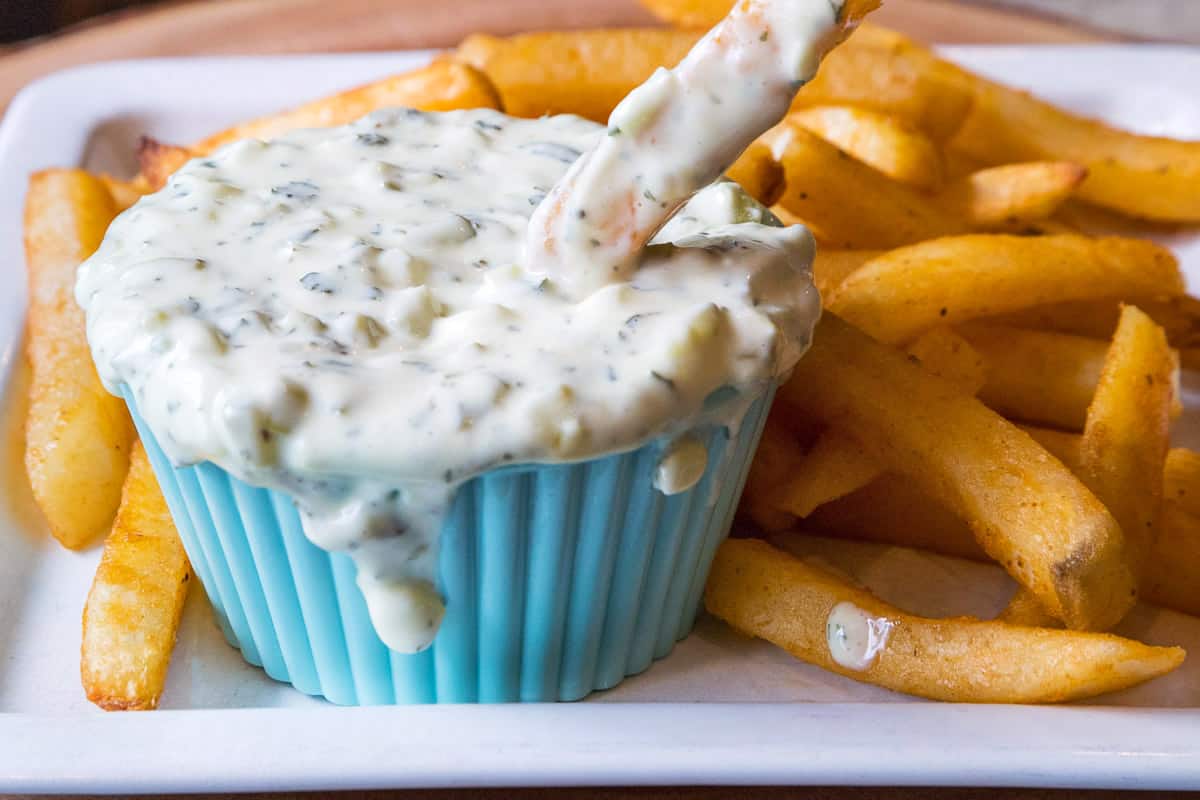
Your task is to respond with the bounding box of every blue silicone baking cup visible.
[123,385,774,704]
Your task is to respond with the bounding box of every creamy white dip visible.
[77,108,819,652]
[826,601,894,671]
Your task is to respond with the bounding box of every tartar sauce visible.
[826,601,894,671]
[77,108,819,652]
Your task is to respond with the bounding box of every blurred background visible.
[3,0,1200,44]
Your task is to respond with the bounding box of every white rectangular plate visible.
[1,45,1199,793]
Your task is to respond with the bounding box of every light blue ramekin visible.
[122,385,774,704]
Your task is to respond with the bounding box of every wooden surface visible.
[0,0,1110,111]
[0,1,1136,798]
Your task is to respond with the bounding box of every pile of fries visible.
[21,0,1200,708]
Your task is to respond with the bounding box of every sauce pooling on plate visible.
[77,108,819,652]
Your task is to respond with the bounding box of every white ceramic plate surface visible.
[1,45,1199,792]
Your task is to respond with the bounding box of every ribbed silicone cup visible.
[122,386,774,704]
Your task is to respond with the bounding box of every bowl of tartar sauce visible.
[76,107,819,703]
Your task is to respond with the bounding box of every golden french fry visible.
[986,295,1200,351]
[1165,448,1200,519]
[795,22,1200,221]
[137,138,194,192]
[1079,306,1175,569]
[828,234,1183,344]
[783,314,1135,631]
[943,148,985,179]
[961,325,1109,431]
[196,61,501,153]
[725,141,785,206]
[935,161,1087,227]
[740,414,808,533]
[140,63,504,191]
[1019,424,1082,469]
[805,473,988,560]
[965,323,1181,434]
[1053,199,1189,238]
[24,170,135,550]
[1002,309,1175,628]
[809,474,1200,619]
[705,537,1183,703]
[454,29,697,122]
[98,176,147,212]
[82,441,190,711]
[950,71,1200,222]
[766,120,967,248]
[811,249,880,296]
[771,429,877,520]
[788,105,943,189]
[796,25,975,142]
[772,327,985,518]
[996,590,1062,628]
[904,326,989,393]
[460,23,973,140]
[638,0,729,27]
[1145,503,1200,619]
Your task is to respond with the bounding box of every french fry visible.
[807,474,1200,619]
[766,121,967,248]
[1027,424,1188,522]
[139,62,504,191]
[796,22,1200,222]
[782,314,1136,631]
[456,23,972,141]
[960,324,1109,431]
[98,176,147,212]
[828,234,1183,344]
[986,295,1200,351]
[950,70,1200,222]
[1079,306,1175,570]
[705,537,1183,703]
[1001,308,1175,628]
[1145,504,1200,620]
[811,249,880,296]
[995,589,1062,628]
[772,327,985,518]
[1019,424,1082,470]
[771,429,877,521]
[788,106,943,189]
[137,138,194,192]
[24,169,135,550]
[904,325,989,393]
[81,441,190,711]
[725,141,785,206]
[196,61,501,153]
[454,29,697,121]
[796,25,975,142]
[804,473,989,560]
[638,0,730,28]
[1165,448,1200,519]
[943,148,986,180]
[1052,199,1189,238]
[935,161,1086,227]
[740,413,809,533]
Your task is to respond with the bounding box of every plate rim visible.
[2,44,1200,792]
